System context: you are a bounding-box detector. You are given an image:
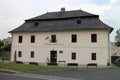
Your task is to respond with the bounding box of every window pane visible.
[18,51,22,57]
[31,35,35,43]
[72,34,77,43]
[51,35,56,43]
[91,34,97,42]
[72,53,76,60]
[91,53,96,60]
[31,51,34,58]
[18,36,22,43]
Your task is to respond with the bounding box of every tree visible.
[3,44,11,51]
[0,40,4,52]
[115,29,120,47]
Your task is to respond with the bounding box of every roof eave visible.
[9,28,112,33]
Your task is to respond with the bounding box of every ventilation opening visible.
[34,22,39,26]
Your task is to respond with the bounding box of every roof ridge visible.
[26,9,98,21]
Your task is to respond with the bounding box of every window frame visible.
[18,51,22,57]
[91,34,97,43]
[30,51,34,58]
[71,34,77,43]
[31,35,35,43]
[18,36,23,43]
[91,53,96,60]
[71,53,76,60]
[51,35,56,43]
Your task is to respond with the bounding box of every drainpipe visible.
[10,34,13,62]
[108,30,111,67]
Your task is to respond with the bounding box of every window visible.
[18,36,23,43]
[91,53,96,60]
[51,35,56,43]
[31,51,34,58]
[72,34,77,43]
[91,34,97,42]
[77,19,81,24]
[18,51,22,57]
[34,22,39,26]
[31,35,35,43]
[72,53,76,60]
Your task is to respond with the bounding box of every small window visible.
[31,51,34,58]
[51,35,56,43]
[77,19,81,24]
[91,53,96,60]
[18,51,22,57]
[72,34,77,43]
[18,36,22,43]
[34,22,39,26]
[72,53,76,60]
[91,34,97,42]
[31,35,35,43]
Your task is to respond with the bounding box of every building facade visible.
[9,8,113,67]
[111,42,120,56]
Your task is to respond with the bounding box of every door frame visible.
[50,50,57,63]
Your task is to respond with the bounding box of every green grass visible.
[0,62,120,72]
[0,62,79,72]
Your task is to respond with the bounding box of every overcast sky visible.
[0,0,120,41]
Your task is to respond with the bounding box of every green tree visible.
[3,44,11,51]
[0,40,4,52]
[115,29,120,47]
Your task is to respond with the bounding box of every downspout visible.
[10,33,14,62]
[108,30,111,67]
[10,33,13,62]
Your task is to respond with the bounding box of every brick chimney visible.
[61,7,65,12]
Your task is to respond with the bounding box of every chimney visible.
[61,7,65,12]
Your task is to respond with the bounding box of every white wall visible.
[11,30,109,66]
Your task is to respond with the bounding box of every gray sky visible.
[0,0,120,41]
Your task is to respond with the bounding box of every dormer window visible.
[34,22,39,26]
[77,19,81,24]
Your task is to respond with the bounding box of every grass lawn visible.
[0,62,120,72]
[0,62,80,72]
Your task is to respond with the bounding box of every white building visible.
[9,8,113,67]
[111,42,120,56]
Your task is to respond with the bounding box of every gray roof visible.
[9,9,113,33]
[26,10,98,21]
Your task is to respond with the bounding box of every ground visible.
[27,70,120,80]
[0,70,120,80]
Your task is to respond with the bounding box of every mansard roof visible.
[9,9,113,33]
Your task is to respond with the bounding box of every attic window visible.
[77,19,81,24]
[34,22,39,26]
